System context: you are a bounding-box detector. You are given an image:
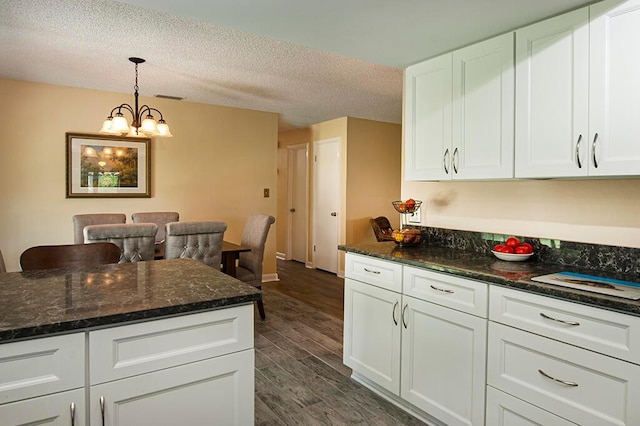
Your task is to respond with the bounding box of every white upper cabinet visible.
[404,33,514,181]
[452,33,515,180]
[590,0,640,176]
[515,8,590,178]
[404,53,453,181]
[516,0,640,178]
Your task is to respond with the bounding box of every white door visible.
[589,0,640,176]
[404,53,453,181]
[287,143,308,263]
[313,137,339,274]
[452,32,515,180]
[343,278,401,395]
[401,295,487,426]
[514,8,589,178]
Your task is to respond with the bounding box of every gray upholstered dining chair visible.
[235,214,275,320]
[164,221,227,269]
[132,212,179,259]
[83,223,157,263]
[73,213,126,244]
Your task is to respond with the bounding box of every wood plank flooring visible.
[254,259,427,425]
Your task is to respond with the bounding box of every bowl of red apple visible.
[492,237,534,262]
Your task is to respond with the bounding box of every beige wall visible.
[0,79,278,272]
[403,179,640,248]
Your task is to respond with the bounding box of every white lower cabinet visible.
[486,386,577,426]
[90,350,254,426]
[401,295,486,426]
[343,253,488,426]
[0,389,86,426]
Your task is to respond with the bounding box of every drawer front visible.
[488,322,640,426]
[0,333,84,405]
[403,266,488,317]
[486,386,577,426]
[90,305,253,385]
[345,253,402,293]
[490,285,640,364]
[0,388,86,426]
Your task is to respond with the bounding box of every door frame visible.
[312,137,341,273]
[286,143,309,264]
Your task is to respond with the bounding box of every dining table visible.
[221,241,251,278]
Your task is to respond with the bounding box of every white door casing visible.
[287,143,308,263]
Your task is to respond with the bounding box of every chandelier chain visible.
[134,63,139,93]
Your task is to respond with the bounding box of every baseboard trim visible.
[262,273,279,283]
[276,252,286,260]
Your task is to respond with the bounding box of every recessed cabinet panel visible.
[486,386,577,426]
[452,33,515,180]
[589,0,640,176]
[514,8,589,178]
[404,53,453,181]
[0,388,86,426]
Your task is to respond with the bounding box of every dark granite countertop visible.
[0,258,261,343]
[340,242,640,317]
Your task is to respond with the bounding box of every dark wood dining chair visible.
[20,242,121,271]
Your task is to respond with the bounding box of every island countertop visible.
[340,242,640,317]
[0,258,261,342]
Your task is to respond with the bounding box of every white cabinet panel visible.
[486,386,577,426]
[91,350,254,426]
[590,0,640,176]
[343,278,401,394]
[90,306,253,385]
[404,53,453,181]
[0,388,85,426]
[401,296,487,426]
[0,333,84,405]
[452,33,515,180]
[488,322,640,426]
[515,8,589,178]
[345,253,403,293]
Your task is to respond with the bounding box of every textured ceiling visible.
[0,0,593,131]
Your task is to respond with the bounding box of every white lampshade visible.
[100,119,117,134]
[156,121,173,137]
[110,115,130,133]
[140,116,159,135]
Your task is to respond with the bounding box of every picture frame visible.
[66,133,151,198]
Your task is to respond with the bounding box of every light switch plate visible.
[408,208,421,223]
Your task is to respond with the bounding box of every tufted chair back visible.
[164,221,227,269]
[132,212,179,244]
[72,213,126,244]
[83,223,157,263]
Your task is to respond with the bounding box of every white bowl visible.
[491,250,534,262]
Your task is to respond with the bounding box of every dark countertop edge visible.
[340,245,640,317]
[0,294,260,344]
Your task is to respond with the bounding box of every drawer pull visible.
[363,268,381,274]
[430,284,454,294]
[540,312,580,326]
[538,369,579,387]
[392,300,399,326]
[100,396,106,426]
[70,402,76,426]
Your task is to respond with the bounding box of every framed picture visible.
[66,133,151,198]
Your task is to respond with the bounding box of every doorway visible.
[313,137,340,274]
[287,143,308,264]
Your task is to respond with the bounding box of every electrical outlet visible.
[263,188,270,198]
[408,208,421,223]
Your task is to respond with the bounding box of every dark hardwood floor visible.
[254,259,426,425]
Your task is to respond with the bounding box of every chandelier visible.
[99,57,173,138]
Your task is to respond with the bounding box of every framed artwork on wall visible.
[66,132,151,198]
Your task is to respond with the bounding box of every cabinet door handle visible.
[70,402,76,426]
[452,147,459,174]
[575,134,583,169]
[540,312,580,326]
[538,369,579,387]
[430,284,454,294]
[401,302,408,329]
[100,396,106,426]
[392,300,399,326]
[363,268,380,274]
[592,132,599,169]
[443,149,450,174]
